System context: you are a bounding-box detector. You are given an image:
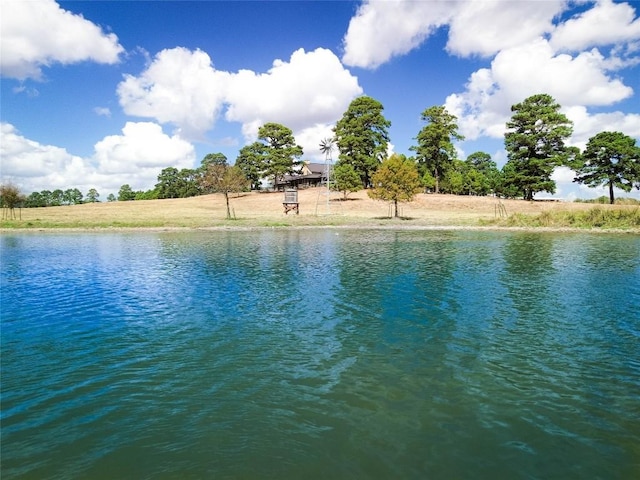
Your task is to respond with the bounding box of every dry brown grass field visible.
[2,187,638,231]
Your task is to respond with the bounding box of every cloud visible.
[342,0,451,69]
[0,122,195,195]
[550,0,640,51]
[549,165,637,201]
[92,122,196,188]
[491,39,633,107]
[447,0,563,57]
[0,0,124,80]
[294,124,339,162]
[225,48,363,139]
[117,47,230,140]
[118,46,362,147]
[94,107,112,117]
[341,0,565,67]
[342,0,639,153]
[563,106,640,149]
[446,37,636,142]
[0,122,89,191]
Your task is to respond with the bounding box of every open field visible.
[1,188,639,231]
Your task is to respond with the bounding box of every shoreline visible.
[2,224,638,235]
[2,189,638,234]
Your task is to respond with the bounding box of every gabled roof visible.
[305,163,329,174]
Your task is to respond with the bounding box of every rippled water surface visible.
[1,230,639,479]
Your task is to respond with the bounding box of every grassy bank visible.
[2,190,639,231]
[482,206,640,230]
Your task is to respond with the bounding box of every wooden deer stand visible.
[283,189,299,215]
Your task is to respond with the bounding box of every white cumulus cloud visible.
[0,0,124,80]
[91,122,196,188]
[0,122,195,195]
[550,0,640,51]
[446,0,564,57]
[225,48,363,140]
[117,47,230,140]
[294,124,340,162]
[117,46,362,149]
[0,122,90,191]
[446,36,636,143]
[341,0,566,67]
[342,0,451,69]
[491,39,633,107]
[342,0,639,162]
[563,106,640,149]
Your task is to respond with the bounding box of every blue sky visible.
[1,0,639,200]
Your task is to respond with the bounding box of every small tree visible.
[118,184,135,201]
[64,188,83,205]
[86,188,100,203]
[331,162,361,200]
[200,164,249,219]
[51,189,64,206]
[441,162,464,194]
[574,131,640,204]
[26,191,45,207]
[368,154,421,217]
[422,171,436,192]
[465,151,500,195]
[0,183,25,219]
[155,167,182,199]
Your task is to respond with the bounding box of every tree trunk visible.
[394,199,399,217]
[608,181,615,204]
[224,192,231,219]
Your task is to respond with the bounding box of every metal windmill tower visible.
[315,137,338,215]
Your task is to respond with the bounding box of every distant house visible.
[258,162,334,190]
[279,162,332,190]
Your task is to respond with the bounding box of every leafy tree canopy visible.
[331,161,361,200]
[86,188,100,203]
[201,152,228,169]
[0,184,25,215]
[411,105,464,193]
[200,164,249,218]
[118,184,135,201]
[236,142,265,190]
[257,123,303,188]
[333,96,391,188]
[503,93,573,200]
[574,131,640,204]
[368,154,421,217]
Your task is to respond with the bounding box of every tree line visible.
[3,92,639,213]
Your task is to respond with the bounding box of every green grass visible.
[0,218,179,229]
[481,206,640,230]
[574,196,640,205]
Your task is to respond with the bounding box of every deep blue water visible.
[1,229,639,479]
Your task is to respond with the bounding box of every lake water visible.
[1,229,639,479]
